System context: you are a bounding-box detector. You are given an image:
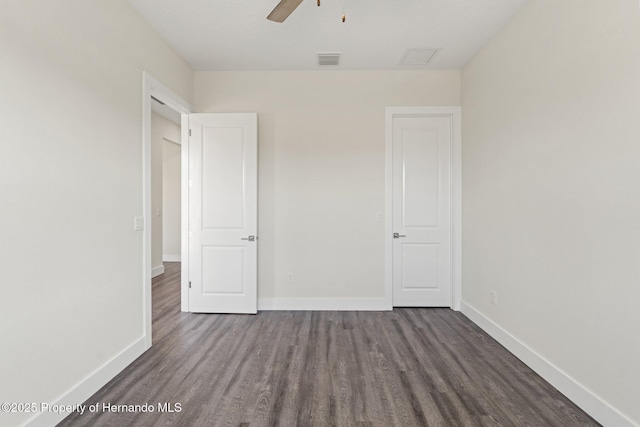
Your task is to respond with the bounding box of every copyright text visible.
[1,402,182,415]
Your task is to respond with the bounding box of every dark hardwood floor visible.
[59,262,599,426]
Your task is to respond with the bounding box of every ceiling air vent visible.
[317,52,341,67]
[400,48,441,66]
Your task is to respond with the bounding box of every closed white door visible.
[392,117,452,307]
[188,113,257,313]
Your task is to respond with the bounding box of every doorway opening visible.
[142,72,192,349]
[150,96,181,279]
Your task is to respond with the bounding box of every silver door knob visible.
[393,233,406,239]
[241,235,256,241]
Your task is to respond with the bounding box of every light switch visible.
[156,209,162,217]
[376,212,384,222]
[134,217,145,231]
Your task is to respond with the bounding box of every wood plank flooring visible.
[59,262,599,426]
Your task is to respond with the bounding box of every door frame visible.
[142,72,192,349]
[384,107,462,311]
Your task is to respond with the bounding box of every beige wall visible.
[0,1,193,425]
[461,0,640,424]
[196,70,460,301]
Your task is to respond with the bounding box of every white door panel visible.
[201,127,246,229]
[401,129,440,227]
[402,244,439,289]
[201,246,245,294]
[393,117,452,307]
[189,113,257,314]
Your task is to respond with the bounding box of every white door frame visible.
[142,72,192,349]
[384,107,462,311]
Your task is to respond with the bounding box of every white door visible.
[392,116,452,307]
[188,113,258,313]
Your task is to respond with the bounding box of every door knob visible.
[393,233,406,239]
[241,235,256,241]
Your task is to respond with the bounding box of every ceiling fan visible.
[267,0,320,23]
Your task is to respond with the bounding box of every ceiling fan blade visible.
[267,0,303,23]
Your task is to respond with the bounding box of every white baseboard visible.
[258,297,389,311]
[25,337,146,427]
[460,301,636,427]
[163,254,181,262]
[151,265,165,278]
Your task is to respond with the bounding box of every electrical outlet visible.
[287,272,294,283]
[490,290,498,306]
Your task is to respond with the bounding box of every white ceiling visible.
[128,0,529,71]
